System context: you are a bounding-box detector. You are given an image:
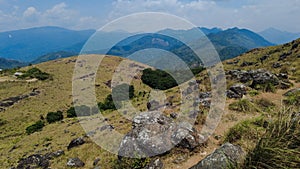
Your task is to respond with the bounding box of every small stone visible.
[67,157,85,167]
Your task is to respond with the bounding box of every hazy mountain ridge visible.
[259,27,300,44]
[0,26,275,69]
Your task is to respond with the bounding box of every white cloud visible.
[23,7,39,18]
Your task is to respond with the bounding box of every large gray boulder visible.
[118,111,204,158]
[189,143,245,169]
[67,137,85,150]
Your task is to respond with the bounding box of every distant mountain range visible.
[0,26,95,62]
[0,26,289,69]
[259,28,300,44]
[0,57,26,69]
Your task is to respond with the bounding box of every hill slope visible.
[0,38,299,168]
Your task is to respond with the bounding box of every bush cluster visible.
[26,120,45,134]
[46,111,63,123]
[18,67,51,80]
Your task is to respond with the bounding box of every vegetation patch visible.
[25,120,45,135]
[46,111,63,123]
[243,109,300,169]
[224,117,266,144]
[18,67,51,80]
[67,105,98,117]
[284,91,300,106]
[141,67,204,90]
[112,157,150,169]
[228,99,256,113]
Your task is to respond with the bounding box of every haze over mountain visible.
[0,26,274,69]
[259,27,300,44]
[0,26,95,62]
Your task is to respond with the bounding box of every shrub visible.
[141,68,178,90]
[98,94,117,111]
[18,67,51,80]
[26,120,45,134]
[243,109,300,169]
[46,111,63,123]
[67,107,76,118]
[67,105,98,117]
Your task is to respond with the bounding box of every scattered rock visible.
[227,84,247,99]
[99,124,114,131]
[93,158,100,166]
[240,61,255,67]
[147,100,160,111]
[67,157,85,167]
[15,154,50,169]
[0,89,41,109]
[272,62,282,68]
[278,52,291,61]
[67,137,85,150]
[277,73,288,79]
[45,150,65,159]
[279,81,292,89]
[189,143,245,169]
[259,55,269,63]
[145,158,164,169]
[170,112,178,119]
[199,92,212,99]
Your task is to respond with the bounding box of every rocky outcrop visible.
[67,137,85,150]
[66,157,85,167]
[15,154,50,169]
[118,111,205,158]
[227,84,247,99]
[13,150,64,169]
[189,143,245,169]
[227,69,291,90]
[0,89,41,111]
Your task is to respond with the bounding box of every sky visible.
[0,0,299,33]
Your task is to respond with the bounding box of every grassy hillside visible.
[0,38,299,169]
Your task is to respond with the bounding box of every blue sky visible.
[0,0,299,32]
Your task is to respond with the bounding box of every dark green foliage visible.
[98,94,117,111]
[141,68,178,90]
[191,66,205,75]
[67,107,76,118]
[18,67,51,80]
[67,105,98,117]
[46,111,63,123]
[25,120,45,134]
